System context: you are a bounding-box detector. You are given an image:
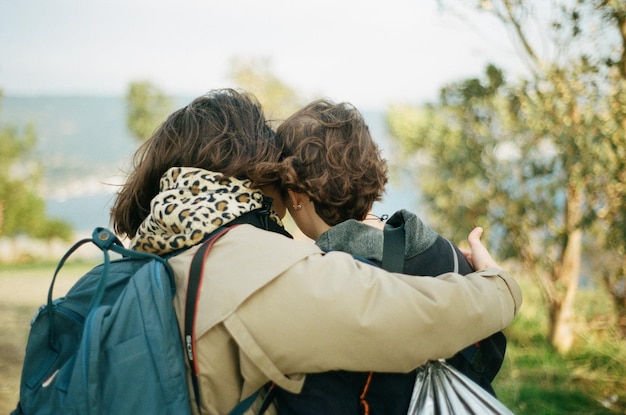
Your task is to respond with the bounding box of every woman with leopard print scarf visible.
[111,88,522,415]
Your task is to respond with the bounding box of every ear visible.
[287,189,301,208]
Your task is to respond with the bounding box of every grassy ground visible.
[0,261,97,414]
[1,263,625,414]
[494,276,626,414]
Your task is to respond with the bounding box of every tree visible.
[466,0,626,344]
[125,81,174,141]
[388,0,626,351]
[0,90,72,242]
[227,57,305,126]
[590,71,626,337]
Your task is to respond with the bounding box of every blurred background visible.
[1,1,625,414]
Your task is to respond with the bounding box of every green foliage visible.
[227,57,305,125]
[437,0,626,259]
[386,60,626,347]
[125,81,174,141]
[0,90,72,241]
[392,0,626,346]
[0,124,36,175]
[387,66,541,265]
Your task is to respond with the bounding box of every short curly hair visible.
[277,99,388,226]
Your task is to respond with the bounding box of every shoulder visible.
[388,209,439,255]
[168,224,326,334]
[227,224,319,251]
[215,224,325,274]
[317,220,383,261]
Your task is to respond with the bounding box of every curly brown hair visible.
[277,99,388,226]
[111,88,282,238]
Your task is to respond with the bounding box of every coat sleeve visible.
[232,250,522,376]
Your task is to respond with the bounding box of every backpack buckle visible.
[92,227,121,250]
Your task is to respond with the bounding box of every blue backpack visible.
[12,205,287,415]
[11,227,192,415]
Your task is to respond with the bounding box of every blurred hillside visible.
[1,96,136,233]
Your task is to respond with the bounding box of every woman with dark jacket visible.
[275,99,507,414]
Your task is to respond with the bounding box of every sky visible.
[0,0,525,111]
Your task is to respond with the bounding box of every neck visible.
[363,213,385,230]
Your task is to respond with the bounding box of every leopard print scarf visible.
[131,167,283,255]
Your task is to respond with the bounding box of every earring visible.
[293,204,302,210]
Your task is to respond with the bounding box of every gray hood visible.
[316,209,438,262]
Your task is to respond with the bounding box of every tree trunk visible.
[548,184,583,354]
[548,228,582,353]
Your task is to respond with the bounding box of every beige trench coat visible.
[167,225,522,415]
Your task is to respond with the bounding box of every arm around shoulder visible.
[232,249,522,377]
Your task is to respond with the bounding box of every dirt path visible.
[0,263,93,413]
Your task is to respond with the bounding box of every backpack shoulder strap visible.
[46,227,172,342]
[445,238,460,274]
[182,208,291,414]
[382,211,406,273]
[184,225,236,414]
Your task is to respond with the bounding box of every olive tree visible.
[388,0,626,350]
[125,81,174,141]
